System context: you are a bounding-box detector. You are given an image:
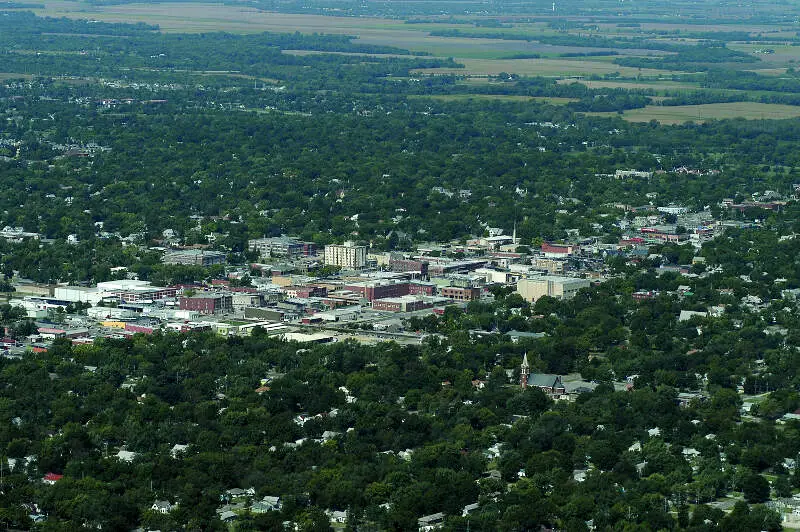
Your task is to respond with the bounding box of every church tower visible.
[520,352,530,389]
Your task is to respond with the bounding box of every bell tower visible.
[520,352,530,389]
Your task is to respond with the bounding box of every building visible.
[324,243,367,269]
[520,354,566,398]
[440,286,481,302]
[389,256,429,277]
[97,280,178,303]
[282,285,328,298]
[531,257,568,274]
[516,276,590,302]
[418,512,446,531]
[372,295,447,313]
[163,249,227,266]
[179,294,233,314]
[54,286,103,304]
[408,281,436,296]
[345,280,410,301]
[248,236,316,259]
[615,169,652,179]
[151,501,174,515]
[427,259,487,276]
[541,242,579,257]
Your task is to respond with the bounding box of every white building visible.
[324,242,367,269]
[54,286,103,304]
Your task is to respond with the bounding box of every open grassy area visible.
[590,102,800,124]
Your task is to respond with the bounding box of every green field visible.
[591,102,800,124]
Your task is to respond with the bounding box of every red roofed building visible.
[541,243,579,257]
[43,473,63,484]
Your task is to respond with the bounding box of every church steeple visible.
[512,220,517,245]
[520,352,530,388]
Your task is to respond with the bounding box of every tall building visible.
[324,242,367,269]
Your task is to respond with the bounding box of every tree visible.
[742,473,770,503]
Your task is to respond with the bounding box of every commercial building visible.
[516,276,590,302]
[54,286,103,304]
[531,258,568,274]
[388,256,429,277]
[179,294,233,314]
[541,243,579,257]
[97,280,178,303]
[372,295,449,312]
[248,236,316,259]
[344,280,410,301]
[163,249,227,266]
[324,243,367,269]
[440,286,481,302]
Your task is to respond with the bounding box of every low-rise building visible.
[163,249,227,266]
[345,280,410,301]
[372,295,448,313]
[516,275,590,302]
[531,257,568,274]
[440,286,481,301]
[389,256,429,277]
[249,236,316,259]
[179,294,233,315]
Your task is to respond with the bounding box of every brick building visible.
[388,257,429,277]
[440,286,481,301]
[179,294,233,314]
[344,281,410,301]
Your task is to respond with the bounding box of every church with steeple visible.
[519,353,566,397]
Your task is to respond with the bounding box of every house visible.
[220,510,237,522]
[221,487,256,501]
[251,496,281,513]
[328,510,347,524]
[418,512,446,531]
[116,450,137,462]
[42,472,63,484]
[170,444,190,458]
[151,500,174,514]
[506,330,548,343]
[462,503,480,517]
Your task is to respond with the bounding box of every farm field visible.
[33,1,410,34]
[412,57,681,78]
[591,102,800,124]
[16,0,800,122]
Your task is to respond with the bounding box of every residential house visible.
[42,473,63,485]
[151,500,174,514]
[418,512,446,531]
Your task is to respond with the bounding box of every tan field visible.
[589,102,800,124]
